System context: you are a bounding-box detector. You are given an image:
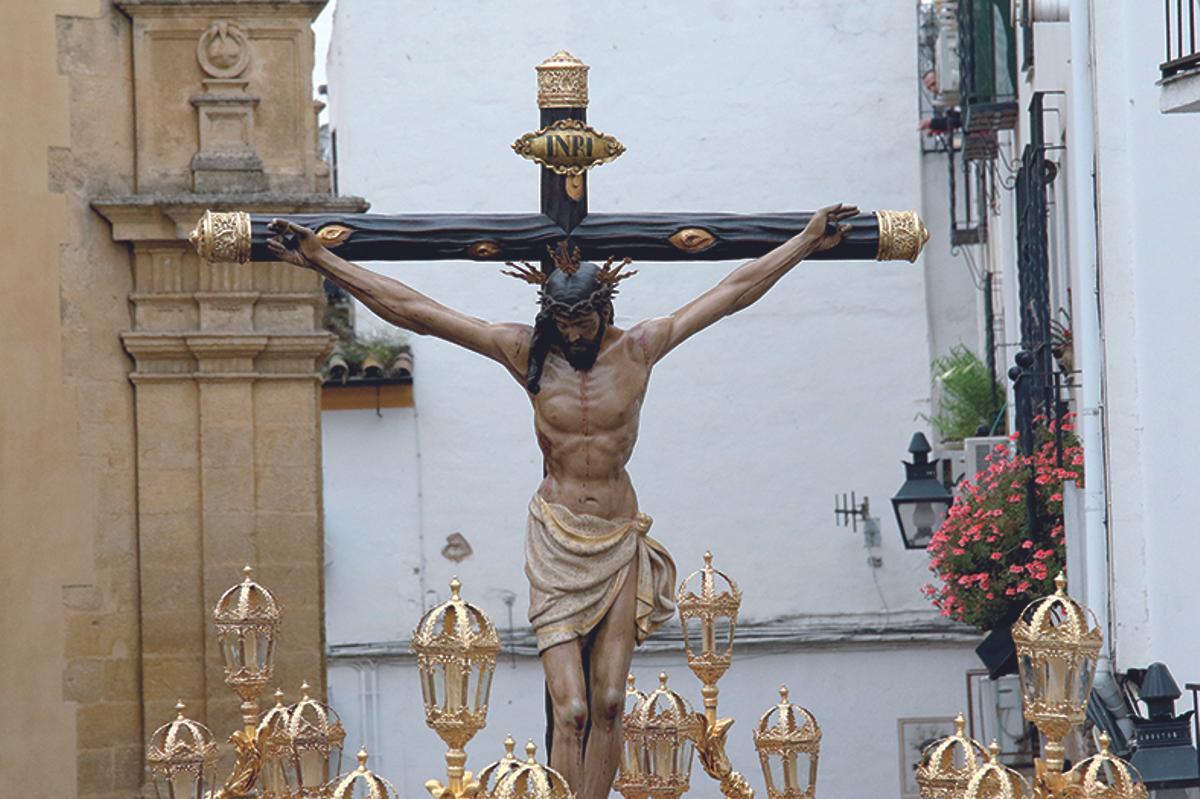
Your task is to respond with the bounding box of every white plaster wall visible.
[321,0,982,795]
[329,644,980,799]
[1088,4,1200,674]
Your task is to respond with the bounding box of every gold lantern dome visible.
[257,689,292,799]
[282,681,347,798]
[146,701,220,799]
[477,735,522,799]
[330,748,402,799]
[614,674,650,798]
[753,686,821,799]
[621,673,702,799]
[1011,573,1102,767]
[915,714,989,799]
[676,552,742,688]
[411,577,501,748]
[213,565,282,713]
[493,741,573,799]
[1066,734,1149,799]
[963,742,1031,799]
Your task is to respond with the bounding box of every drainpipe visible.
[1066,0,1121,729]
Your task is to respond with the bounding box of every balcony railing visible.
[1163,0,1200,79]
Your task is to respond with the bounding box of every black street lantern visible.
[891,433,954,550]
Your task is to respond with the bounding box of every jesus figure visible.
[266,202,857,799]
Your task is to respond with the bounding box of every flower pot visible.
[975,624,1017,679]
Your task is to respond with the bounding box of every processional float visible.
[146,563,1144,799]
[154,52,1144,799]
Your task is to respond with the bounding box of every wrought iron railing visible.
[1163,0,1200,78]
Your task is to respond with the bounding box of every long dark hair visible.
[525,300,614,394]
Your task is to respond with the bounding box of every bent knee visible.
[553,697,588,736]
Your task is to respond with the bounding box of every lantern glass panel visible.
[678,738,695,780]
[764,752,782,795]
[681,616,701,659]
[433,664,448,710]
[895,500,950,549]
[170,770,199,799]
[715,615,733,655]
[222,632,242,672]
[443,660,469,712]
[650,739,676,778]
[622,735,643,777]
[1075,655,1096,707]
[421,662,437,708]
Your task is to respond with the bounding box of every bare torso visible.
[529,325,651,520]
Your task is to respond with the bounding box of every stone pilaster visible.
[94,0,367,783]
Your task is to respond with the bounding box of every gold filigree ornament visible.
[512,119,625,176]
[477,736,523,799]
[257,689,292,799]
[282,681,347,798]
[190,210,253,263]
[330,748,403,799]
[146,701,220,799]
[493,741,574,799]
[753,686,821,799]
[413,577,501,799]
[536,50,589,109]
[677,551,742,692]
[616,673,702,799]
[963,742,1031,799]
[915,714,989,799]
[875,209,931,262]
[214,565,281,715]
[1065,733,1148,799]
[1011,573,1102,771]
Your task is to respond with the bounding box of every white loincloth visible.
[524,495,676,653]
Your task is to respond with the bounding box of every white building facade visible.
[319,2,988,796]
[918,0,1200,790]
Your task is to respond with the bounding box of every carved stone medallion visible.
[197,20,251,79]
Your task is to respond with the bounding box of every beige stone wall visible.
[2,1,354,795]
[2,3,141,797]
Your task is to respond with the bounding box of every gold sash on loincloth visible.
[524,495,676,653]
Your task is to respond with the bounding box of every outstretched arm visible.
[636,204,857,363]
[266,219,529,379]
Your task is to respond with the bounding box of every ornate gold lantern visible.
[963,742,1031,799]
[281,681,346,798]
[614,674,650,799]
[1066,734,1148,799]
[329,749,402,799]
[915,714,989,799]
[146,701,220,799]
[753,686,821,799]
[477,736,523,799]
[1011,573,1102,771]
[676,552,741,723]
[213,565,281,724]
[258,689,292,799]
[620,673,702,799]
[412,577,501,799]
[492,741,573,799]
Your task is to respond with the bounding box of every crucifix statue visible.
[190,51,928,799]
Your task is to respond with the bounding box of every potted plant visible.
[922,416,1082,676]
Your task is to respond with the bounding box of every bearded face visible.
[551,309,607,371]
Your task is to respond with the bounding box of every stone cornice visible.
[93,193,369,243]
[329,610,981,660]
[116,0,328,20]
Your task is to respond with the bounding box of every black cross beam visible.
[189,51,928,268]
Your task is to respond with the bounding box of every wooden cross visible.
[189,51,929,270]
